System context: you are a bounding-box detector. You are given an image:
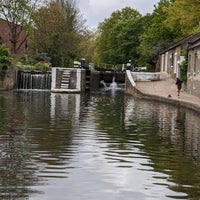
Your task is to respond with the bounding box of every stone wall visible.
[124,70,141,97]
[131,72,160,81]
[90,70,100,91]
[187,40,200,98]
[0,66,17,90]
[187,75,200,98]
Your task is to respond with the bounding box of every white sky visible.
[77,0,160,28]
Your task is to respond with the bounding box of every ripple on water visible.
[0,91,200,199]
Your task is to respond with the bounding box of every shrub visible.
[0,44,12,71]
[180,60,187,84]
[0,44,12,78]
[34,52,51,63]
[180,50,188,84]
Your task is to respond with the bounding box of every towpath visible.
[134,72,200,112]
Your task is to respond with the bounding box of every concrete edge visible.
[51,89,81,93]
[136,90,200,113]
[125,71,200,113]
[126,70,136,86]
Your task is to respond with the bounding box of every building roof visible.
[188,38,200,50]
[160,31,200,54]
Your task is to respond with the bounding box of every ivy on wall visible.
[0,44,12,78]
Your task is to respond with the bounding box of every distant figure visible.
[176,78,183,97]
[126,60,132,70]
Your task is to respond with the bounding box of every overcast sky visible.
[77,0,160,28]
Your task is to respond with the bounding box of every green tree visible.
[0,44,12,77]
[32,0,84,67]
[138,0,177,68]
[164,0,200,37]
[96,7,141,65]
[78,29,98,63]
[0,0,38,54]
[109,19,143,66]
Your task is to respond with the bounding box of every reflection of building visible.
[124,97,200,161]
[185,111,200,159]
[50,93,81,126]
[0,18,28,54]
[124,97,182,144]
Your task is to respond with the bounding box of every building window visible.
[170,52,174,67]
[188,54,191,74]
[194,52,197,74]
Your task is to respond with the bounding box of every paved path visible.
[134,72,200,112]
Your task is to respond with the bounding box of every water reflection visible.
[124,96,200,199]
[0,90,200,199]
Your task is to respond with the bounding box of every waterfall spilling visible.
[17,71,51,90]
[109,75,118,89]
[100,73,125,91]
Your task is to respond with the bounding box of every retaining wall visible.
[0,66,17,90]
[125,70,200,113]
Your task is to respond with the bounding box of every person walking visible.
[176,78,183,97]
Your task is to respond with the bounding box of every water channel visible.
[0,89,200,200]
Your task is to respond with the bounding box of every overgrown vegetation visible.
[180,60,188,84]
[31,0,84,67]
[0,0,37,54]
[16,53,51,71]
[95,0,200,70]
[0,44,12,78]
[0,0,199,72]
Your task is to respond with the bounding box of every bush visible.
[0,44,12,71]
[34,52,51,63]
[0,44,12,78]
[15,53,52,71]
[35,61,51,71]
[180,60,187,84]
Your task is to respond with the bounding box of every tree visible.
[138,0,177,67]
[164,0,200,37]
[0,0,38,54]
[32,0,84,67]
[109,19,143,65]
[78,29,98,63]
[96,7,142,65]
[0,44,12,78]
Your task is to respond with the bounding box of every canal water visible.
[0,89,200,200]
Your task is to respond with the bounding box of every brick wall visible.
[0,19,27,54]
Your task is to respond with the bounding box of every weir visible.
[16,68,125,92]
[100,73,125,91]
[17,71,51,90]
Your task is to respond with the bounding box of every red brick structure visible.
[0,18,28,54]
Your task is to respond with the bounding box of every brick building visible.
[0,18,28,54]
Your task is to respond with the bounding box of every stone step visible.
[61,84,69,88]
[61,70,71,89]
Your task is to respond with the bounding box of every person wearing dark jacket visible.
[176,78,183,97]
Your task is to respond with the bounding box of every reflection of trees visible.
[0,135,38,199]
[84,91,200,199]
[1,90,200,199]
[87,91,127,145]
[185,111,200,160]
[17,92,77,164]
[124,97,200,199]
[0,92,82,199]
[0,92,37,199]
